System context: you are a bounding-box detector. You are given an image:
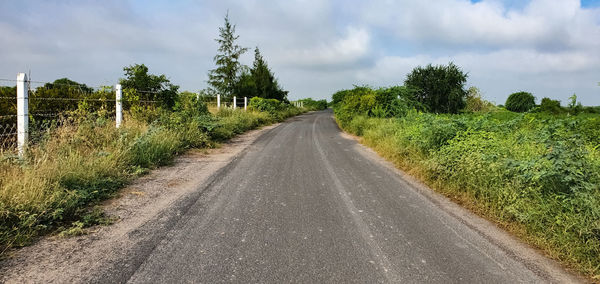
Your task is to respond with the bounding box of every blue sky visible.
[1,0,599,105]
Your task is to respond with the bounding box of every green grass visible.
[0,106,304,257]
[336,110,600,279]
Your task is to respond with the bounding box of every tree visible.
[505,91,535,112]
[465,86,495,112]
[120,64,179,108]
[233,67,256,99]
[539,97,563,114]
[207,13,248,100]
[250,47,288,101]
[567,93,583,115]
[404,62,468,114]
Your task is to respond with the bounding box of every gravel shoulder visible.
[0,122,282,283]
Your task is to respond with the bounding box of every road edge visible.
[334,117,586,283]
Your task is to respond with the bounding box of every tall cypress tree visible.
[251,47,288,101]
[207,13,248,100]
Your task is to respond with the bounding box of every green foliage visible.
[207,13,249,100]
[233,68,257,99]
[250,47,288,101]
[465,87,495,113]
[120,64,179,108]
[568,94,583,115]
[249,97,285,113]
[298,98,327,111]
[539,97,563,114]
[331,89,351,106]
[505,91,535,112]
[404,62,468,114]
[332,85,426,127]
[335,105,600,278]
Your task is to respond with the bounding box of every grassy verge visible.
[0,102,304,257]
[336,110,600,279]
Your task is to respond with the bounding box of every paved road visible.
[124,110,559,283]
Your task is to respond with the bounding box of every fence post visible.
[233,96,237,109]
[16,73,28,156]
[217,94,221,109]
[244,97,247,111]
[115,84,122,128]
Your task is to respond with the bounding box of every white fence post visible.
[16,73,28,156]
[244,97,247,111]
[115,84,122,128]
[217,94,221,109]
[233,96,237,109]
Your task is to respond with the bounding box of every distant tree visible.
[120,63,179,108]
[567,93,583,115]
[505,91,535,112]
[250,47,288,101]
[29,78,95,114]
[539,97,563,114]
[207,13,248,100]
[331,89,351,106]
[404,62,468,113]
[464,87,495,112]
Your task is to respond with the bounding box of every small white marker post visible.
[16,73,28,156]
[244,97,247,111]
[217,94,221,109]
[115,84,122,128]
[233,96,237,109]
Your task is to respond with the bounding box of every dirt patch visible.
[0,123,281,283]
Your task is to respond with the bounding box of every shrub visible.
[505,91,535,112]
[465,87,495,113]
[404,62,468,114]
[539,98,563,114]
[249,97,285,113]
[298,98,327,110]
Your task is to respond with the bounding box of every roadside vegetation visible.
[333,63,600,278]
[0,13,321,257]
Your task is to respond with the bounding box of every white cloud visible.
[0,0,599,105]
[277,27,370,67]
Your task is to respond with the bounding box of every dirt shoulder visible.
[0,123,281,283]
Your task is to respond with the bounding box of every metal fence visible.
[0,73,160,156]
[0,73,253,156]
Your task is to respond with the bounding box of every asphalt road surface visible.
[122,110,567,283]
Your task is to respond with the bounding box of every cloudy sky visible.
[1,0,599,105]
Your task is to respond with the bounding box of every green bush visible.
[298,98,327,110]
[505,91,535,112]
[249,97,285,113]
[404,62,468,114]
[334,105,600,278]
[539,97,563,114]
[465,87,495,113]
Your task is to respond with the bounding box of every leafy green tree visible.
[505,91,535,112]
[539,97,563,114]
[331,89,351,106]
[207,13,248,100]
[404,62,468,114]
[119,64,179,108]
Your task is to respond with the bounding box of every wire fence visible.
[0,77,160,153]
